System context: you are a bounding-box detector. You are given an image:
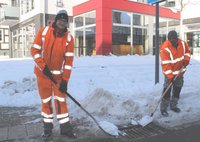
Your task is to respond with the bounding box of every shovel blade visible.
[138,115,153,127]
[99,121,119,136]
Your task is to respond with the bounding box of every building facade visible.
[9,0,73,58]
[73,0,180,56]
[179,0,200,56]
[0,0,74,58]
[1,0,198,58]
[0,0,19,57]
[161,0,200,55]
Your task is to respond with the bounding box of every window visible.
[21,0,35,15]
[75,17,84,27]
[193,32,200,47]
[1,44,9,49]
[112,10,150,55]
[57,0,64,7]
[168,1,175,7]
[31,0,34,9]
[133,14,141,25]
[5,36,9,42]
[4,29,8,35]
[0,29,3,42]
[0,30,2,41]
[86,27,96,55]
[74,29,83,56]
[85,12,96,25]
[112,26,131,45]
[74,11,96,56]
[113,11,131,25]
[12,0,17,6]
[165,0,176,7]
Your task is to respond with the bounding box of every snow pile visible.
[0,77,40,107]
[0,55,200,129]
[81,88,141,124]
[84,88,115,116]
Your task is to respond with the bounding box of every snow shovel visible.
[138,66,185,127]
[49,77,119,137]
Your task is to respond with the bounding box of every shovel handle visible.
[48,77,114,136]
[150,66,185,117]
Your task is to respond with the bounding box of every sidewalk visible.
[1,121,200,142]
[0,107,113,142]
[1,107,200,142]
[137,124,200,142]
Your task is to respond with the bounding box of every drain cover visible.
[118,123,167,141]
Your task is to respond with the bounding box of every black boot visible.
[161,110,169,117]
[160,87,171,117]
[170,87,182,113]
[42,130,52,138]
[160,98,170,117]
[171,107,181,112]
[170,97,181,113]
[42,122,53,138]
[60,122,77,139]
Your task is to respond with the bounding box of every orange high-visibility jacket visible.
[31,25,74,81]
[160,39,191,80]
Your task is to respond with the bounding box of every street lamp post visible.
[147,0,167,84]
[43,0,46,27]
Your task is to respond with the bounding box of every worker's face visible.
[169,38,178,48]
[56,19,68,30]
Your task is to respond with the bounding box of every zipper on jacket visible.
[50,32,56,67]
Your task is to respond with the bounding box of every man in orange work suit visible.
[31,10,76,138]
[160,30,191,117]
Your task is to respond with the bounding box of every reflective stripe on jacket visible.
[31,25,74,81]
[160,39,191,80]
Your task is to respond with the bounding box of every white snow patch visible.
[137,115,153,127]
[131,119,138,126]
[24,118,42,124]
[99,121,119,136]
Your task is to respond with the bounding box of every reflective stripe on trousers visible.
[36,76,69,124]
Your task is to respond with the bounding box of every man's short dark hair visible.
[168,30,178,40]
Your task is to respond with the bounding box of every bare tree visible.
[178,0,189,11]
[176,0,190,40]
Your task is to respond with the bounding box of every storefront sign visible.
[147,0,165,4]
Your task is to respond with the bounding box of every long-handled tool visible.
[49,77,119,136]
[138,66,185,127]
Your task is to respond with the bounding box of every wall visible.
[1,0,10,5]
[182,2,200,19]
[66,0,89,16]
[19,0,41,23]
[46,0,68,15]
[0,25,9,57]
[173,0,200,19]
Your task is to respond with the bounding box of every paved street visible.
[137,124,200,142]
[0,107,200,142]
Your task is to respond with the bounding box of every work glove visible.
[183,60,189,67]
[59,79,68,93]
[43,65,53,79]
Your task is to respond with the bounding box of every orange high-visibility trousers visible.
[37,76,70,125]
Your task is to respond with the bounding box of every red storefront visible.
[73,0,180,55]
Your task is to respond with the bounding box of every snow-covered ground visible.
[0,55,200,129]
